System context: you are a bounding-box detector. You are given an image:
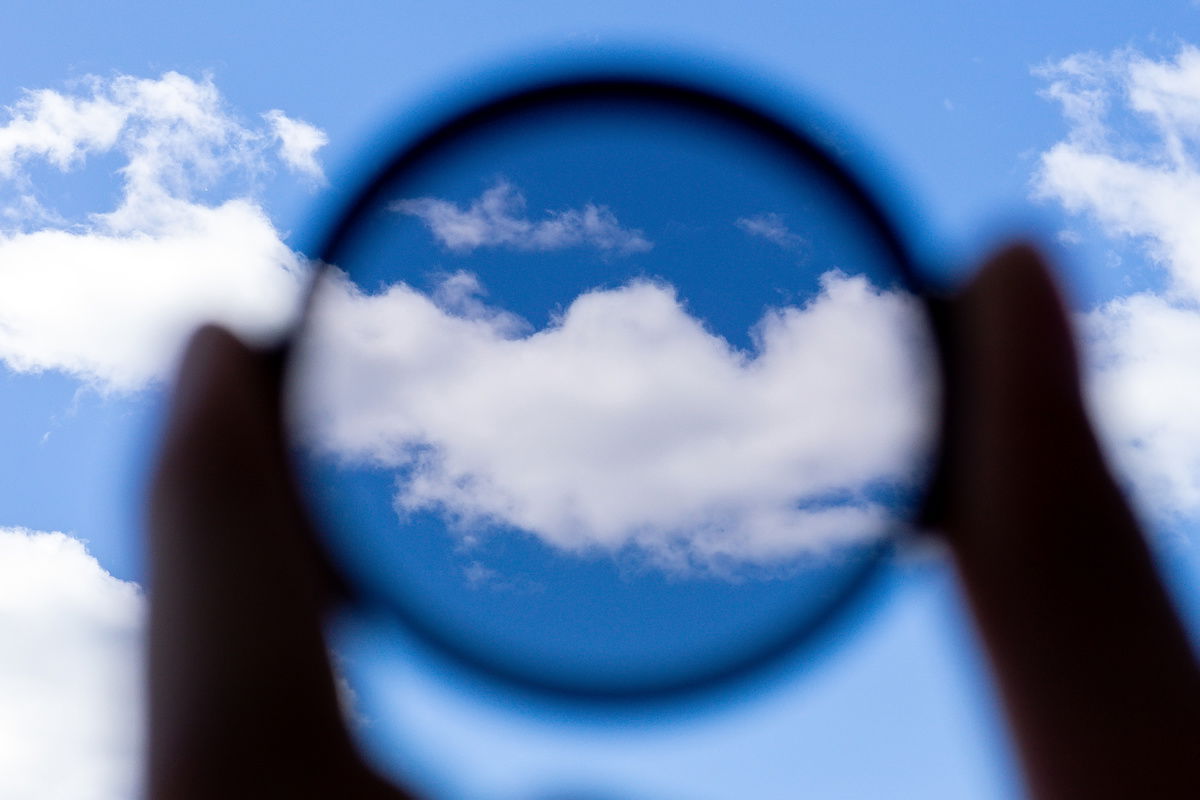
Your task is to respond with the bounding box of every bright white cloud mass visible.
[0,528,143,800]
[1036,44,1200,522]
[394,179,654,255]
[0,72,316,390]
[292,267,936,568]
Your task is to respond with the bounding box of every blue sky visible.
[2,2,1200,798]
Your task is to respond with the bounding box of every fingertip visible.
[153,324,277,516]
[186,323,247,356]
[925,242,1095,536]
[965,242,1062,321]
[173,325,256,404]
[974,242,1047,281]
[168,324,283,443]
[958,242,1082,402]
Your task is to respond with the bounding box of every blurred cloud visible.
[393,179,653,255]
[0,528,142,800]
[1036,44,1200,522]
[264,109,329,181]
[0,73,317,391]
[0,78,124,177]
[291,268,936,571]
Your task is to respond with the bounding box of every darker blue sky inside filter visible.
[336,99,911,350]
[302,458,899,694]
[299,96,934,693]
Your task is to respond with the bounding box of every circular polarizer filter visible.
[285,70,942,699]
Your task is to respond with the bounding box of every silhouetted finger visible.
[940,245,1199,798]
[146,325,408,799]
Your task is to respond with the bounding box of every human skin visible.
[146,245,1198,799]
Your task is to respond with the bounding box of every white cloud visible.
[0,78,124,177]
[264,109,328,181]
[1084,294,1200,516]
[736,212,804,250]
[0,73,319,391]
[0,198,305,390]
[0,73,339,799]
[290,268,936,570]
[0,528,143,800]
[393,179,654,255]
[1035,44,1200,520]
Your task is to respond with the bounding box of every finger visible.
[939,242,1095,545]
[146,325,408,799]
[938,245,1199,798]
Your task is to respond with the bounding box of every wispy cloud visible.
[735,212,804,250]
[461,560,543,593]
[1035,44,1200,521]
[393,179,653,255]
[0,73,321,390]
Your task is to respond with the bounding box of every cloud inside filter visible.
[291,268,936,570]
[1035,44,1200,522]
[392,179,654,255]
[0,73,322,391]
[736,212,804,249]
[0,528,143,800]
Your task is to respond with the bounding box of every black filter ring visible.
[285,70,946,703]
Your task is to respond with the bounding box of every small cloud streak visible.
[393,179,653,255]
[735,212,804,250]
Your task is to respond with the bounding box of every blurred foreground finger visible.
[147,325,407,799]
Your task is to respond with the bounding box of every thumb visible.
[146,325,402,798]
[933,245,1200,799]
[938,242,1105,549]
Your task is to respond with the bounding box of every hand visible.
[146,244,1197,799]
